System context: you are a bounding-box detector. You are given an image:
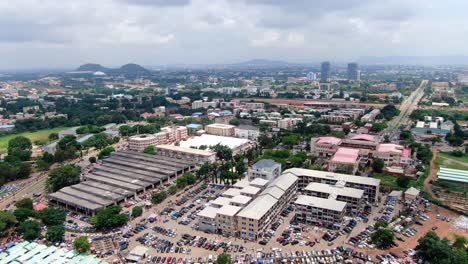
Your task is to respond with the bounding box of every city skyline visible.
[2,0,468,69]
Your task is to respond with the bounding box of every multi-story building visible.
[295,195,346,229]
[283,168,380,203]
[235,125,260,140]
[248,159,281,181]
[328,147,360,174]
[204,123,236,137]
[374,143,411,166]
[244,102,264,110]
[128,134,158,152]
[192,100,218,109]
[347,63,360,81]
[303,182,364,214]
[310,137,342,157]
[320,61,331,83]
[155,145,216,163]
[277,118,302,129]
[361,109,380,123]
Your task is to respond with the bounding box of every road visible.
[385,80,427,141]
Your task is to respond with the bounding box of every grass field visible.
[438,152,468,164]
[435,152,468,170]
[374,174,416,191]
[0,127,67,154]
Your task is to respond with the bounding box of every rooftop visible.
[179,134,250,150]
[349,134,376,142]
[197,206,218,219]
[316,136,342,145]
[252,159,279,169]
[283,168,380,187]
[330,147,359,164]
[231,194,252,205]
[249,178,269,187]
[217,204,242,216]
[377,143,405,154]
[437,167,468,184]
[237,194,277,220]
[223,188,242,197]
[155,144,215,157]
[205,123,236,129]
[294,195,347,212]
[305,182,364,199]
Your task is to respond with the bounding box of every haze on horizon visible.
[2,0,468,69]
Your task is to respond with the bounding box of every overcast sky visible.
[1,0,468,69]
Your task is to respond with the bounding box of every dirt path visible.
[424,150,439,198]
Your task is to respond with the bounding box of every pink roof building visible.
[331,148,360,164]
[350,134,376,142]
[316,137,342,145]
[375,143,411,166]
[33,203,48,211]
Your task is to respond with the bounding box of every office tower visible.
[307,72,316,81]
[321,61,331,82]
[347,63,360,81]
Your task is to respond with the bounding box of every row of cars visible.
[152,226,177,238]
[177,233,247,253]
[136,232,190,254]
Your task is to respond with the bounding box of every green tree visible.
[143,145,156,155]
[88,156,97,163]
[0,211,17,232]
[46,165,81,192]
[151,191,167,204]
[183,173,197,185]
[212,144,233,161]
[176,177,188,189]
[14,208,36,222]
[372,158,385,173]
[397,176,411,188]
[453,234,468,252]
[38,208,66,226]
[46,225,65,242]
[73,236,91,253]
[229,119,240,126]
[98,146,115,159]
[8,136,32,161]
[48,133,59,141]
[131,206,143,218]
[90,205,128,230]
[416,231,468,264]
[281,134,300,147]
[371,122,388,133]
[167,185,178,195]
[18,220,42,240]
[15,198,33,209]
[374,221,388,229]
[371,228,394,249]
[217,253,231,264]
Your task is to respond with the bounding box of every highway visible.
[385,79,427,141]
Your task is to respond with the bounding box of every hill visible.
[117,63,151,75]
[76,63,109,72]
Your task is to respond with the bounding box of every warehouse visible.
[48,151,195,215]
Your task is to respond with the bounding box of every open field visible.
[0,127,67,153]
[435,152,468,170]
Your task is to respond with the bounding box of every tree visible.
[453,234,468,251]
[281,134,300,147]
[14,208,36,222]
[372,158,385,173]
[374,221,388,229]
[381,104,400,120]
[384,135,390,143]
[18,220,42,240]
[371,228,394,249]
[397,176,411,188]
[0,211,17,232]
[416,231,468,264]
[131,206,143,218]
[167,185,177,195]
[176,177,188,189]
[90,205,129,230]
[73,236,90,253]
[343,127,351,135]
[8,136,32,161]
[151,191,167,204]
[143,145,156,155]
[38,208,66,226]
[229,119,240,126]
[371,122,388,133]
[46,225,65,242]
[89,156,97,163]
[15,198,33,209]
[183,173,196,185]
[98,146,115,159]
[400,130,412,140]
[48,133,59,141]
[217,253,231,264]
[212,144,232,161]
[46,165,81,192]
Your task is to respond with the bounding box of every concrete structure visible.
[303,182,364,215]
[248,159,281,181]
[283,168,380,203]
[295,195,346,229]
[128,134,158,152]
[411,116,453,137]
[235,125,260,140]
[361,109,380,123]
[179,134,251,154]
[126,246,149,262]
[205,123,236,137]
[277,118,302,129]
[155,144,216,163]
[320,61,331,82]
[347,63,360,81]
[329,147,360,174]
[48,151,195,215]
[404,187,420,202]
[374,144,411,166]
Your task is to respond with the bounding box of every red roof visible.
[331,147,359,164]
[33,203,48,211]
[350,134,376,142]
[316,137,342,145]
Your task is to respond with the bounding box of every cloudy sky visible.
[1,0,467,69]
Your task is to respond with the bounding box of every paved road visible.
[385,80,427,141]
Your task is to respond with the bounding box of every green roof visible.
[438,167,468,184]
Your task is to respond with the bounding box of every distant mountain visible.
[117,63,151,75]
[358,55,468,65]
[235,59,291,66]
[76,63,109,72]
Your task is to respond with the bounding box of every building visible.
[205,123,236,137]
[411,116,453,137]
[294,195,346,229]
[128,134,158,152]
[58,127,79,139]
[361,109,380,123]
[277,118,302,129]
[235,125,260,140]
[320,61,331,82]
[186,123,203,134]
[310,136,342,157]
[179,134,251,154]
[404,187,420,202]
[303,182,364,214]
[248,159,281,181]
[328,147,360,174]
[192,100,217,109]
[374,143,411,166]
[155,145,216,163]
[437,167,468,187]
[126,246,149,263]
[244,102,264,110]
[347,63,360,81]
[237,174,298,240]
[283,168,380,203]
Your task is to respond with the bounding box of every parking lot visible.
[98,180,468,263]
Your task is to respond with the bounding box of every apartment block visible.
[204,123,236,137]
[295,195,346,229]
[248,159,281,181]
[303,182,364,214]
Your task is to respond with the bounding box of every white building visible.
[235,126,260,140]
[248,159,281,181]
